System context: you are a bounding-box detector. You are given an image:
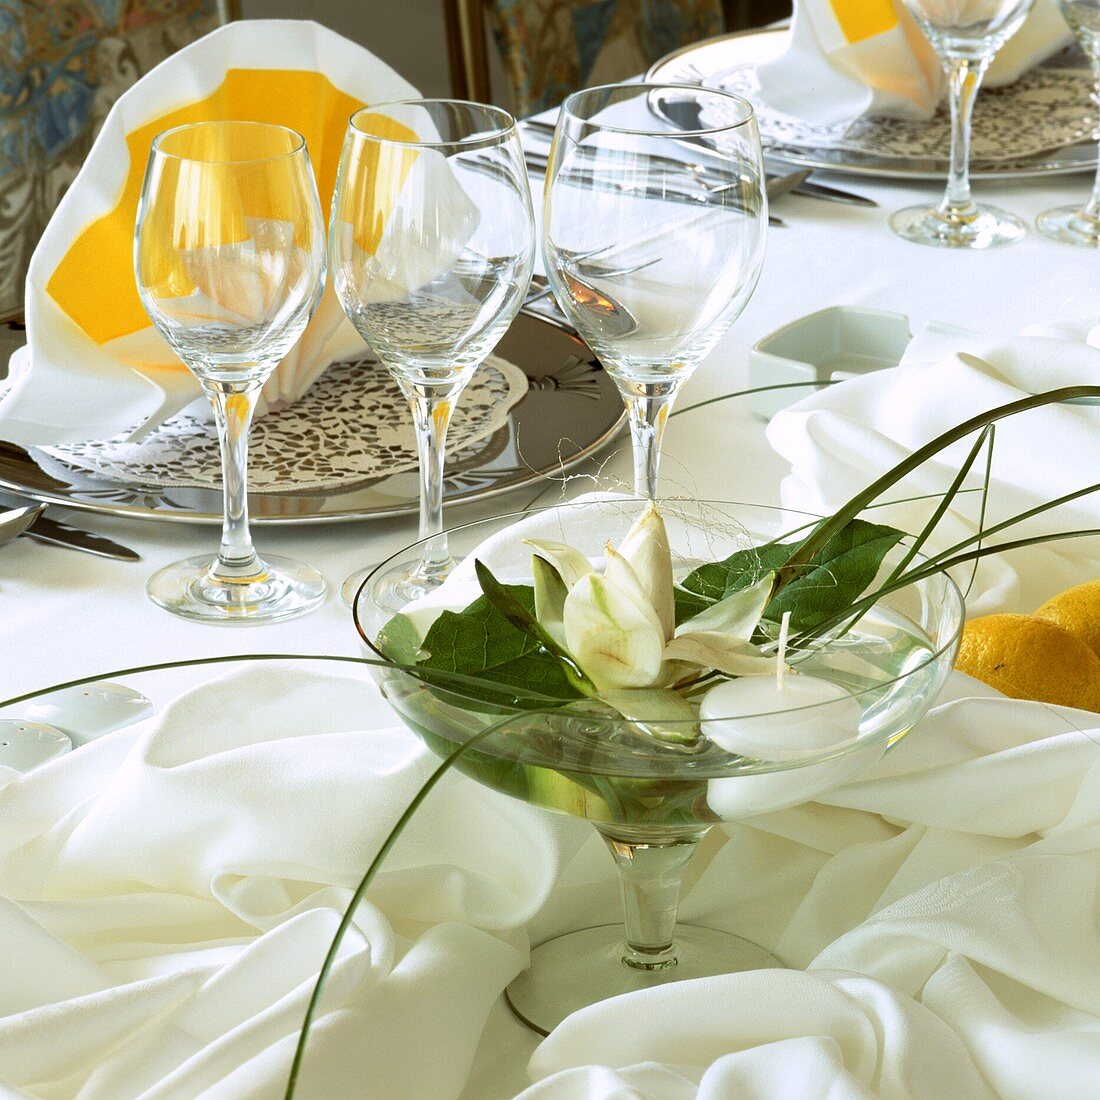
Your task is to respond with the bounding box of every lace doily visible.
[711,57,1096,163]
[42,354,528,493]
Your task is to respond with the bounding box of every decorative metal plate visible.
[0,313,625,525]
[648,27,1098,181]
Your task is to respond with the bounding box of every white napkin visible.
[0,663,579,1098]
[0,21,420,446]
[757,0,1073,126]
[1,660,1098,1097]
[766,325,1100,615]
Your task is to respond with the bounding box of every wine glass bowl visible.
[543,86,767,497]
[329,101,535,611]
[135,121,327,623]
[1038,0,1100,246]
[892,0,1035,248]
[353,498,964,1034]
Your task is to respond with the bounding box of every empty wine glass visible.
[542,84,766,498]
[135,121,326,623]
[1038,0,1100,245]
[330,101,535,610]
[892,0,1035,248]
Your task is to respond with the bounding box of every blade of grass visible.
[964,423,996,600]
[880,424,994,592]
[773,385,1100,593]
[284,707,554,1098]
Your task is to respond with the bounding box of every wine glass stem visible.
[939,55,988,219]
[204,377,263,580]
[621,378,679,499]
[407,385,461,581]
[600,830,706,970]
[1085,57,1100,222]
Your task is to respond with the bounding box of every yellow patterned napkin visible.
[757,0,1072,126]
[0,21,417,445]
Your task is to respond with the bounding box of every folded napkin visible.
[757,0,1073,126]
[0,20,418,446]
[1,654,1099,1097]
[766,323,1100,615]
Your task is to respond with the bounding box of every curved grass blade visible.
[284,706,556,1098]
[773,385,1100,593]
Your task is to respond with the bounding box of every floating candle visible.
[700,627,871,819]
[699,674,863,760]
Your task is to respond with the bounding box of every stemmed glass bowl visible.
[542,85,767,498]
[354,498,964,1035]
[1038,0,1100,246]
[892,0,1035,248]
[330,100,535,611]
[135,120,327,624]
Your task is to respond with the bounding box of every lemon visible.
[1033,579,1100,659]
[955,613,1100,712]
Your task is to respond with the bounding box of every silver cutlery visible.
[0,502,46,546]
[0,497,140,560]
[522,150,785,227]
[23,513,141,560]
[523,114,876,209]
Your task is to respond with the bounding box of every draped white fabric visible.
[766,326,1100,616]
[1,659,1098,1098]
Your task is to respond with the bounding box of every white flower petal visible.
[616,503,675,640]
[523,539,594,590]
[563,573,666,690]
[677,571,774,642]
[663,631,780,678]
[600,687,699,744]
[531,554,569,649]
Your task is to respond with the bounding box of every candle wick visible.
[776,611,792,692]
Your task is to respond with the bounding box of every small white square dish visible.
[748,306,912,419]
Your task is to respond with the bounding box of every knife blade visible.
[23,514,141,561]
[785,177,878,207]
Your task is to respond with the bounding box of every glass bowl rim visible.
[347,100,519,151]
[151,120,307,164]
[559,82,757,137]
[353,497,965,730]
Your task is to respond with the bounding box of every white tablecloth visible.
[2,120,1100,1099]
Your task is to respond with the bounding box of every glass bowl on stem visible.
[135,121,327,623]
[891,0,1034,248]
[353,497,964,1036]
[1037,0,1100,247]
[329,100,535,612]
[542,85,767,498]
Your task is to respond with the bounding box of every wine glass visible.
[1038,0,1100,245]
[354,498,964,1036]
[135,121,327,623]
[329,101,535,610]
[892,0,1035,248]
[542,84,767,499]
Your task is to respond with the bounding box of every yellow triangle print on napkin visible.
[828,0,898,44]
[47,69,368,352]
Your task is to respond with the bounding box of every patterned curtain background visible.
[0,1,221,320]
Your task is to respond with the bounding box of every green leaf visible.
[473,560,595,694]
[374,613,423,665]
[678,519,904,632]
[416,579,585,710]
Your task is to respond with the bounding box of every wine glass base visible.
[890,203,1027,249]
[1036,206,1100,248]
[344,556,453,613]
[147,554,326,625]
[505,923,783,1036]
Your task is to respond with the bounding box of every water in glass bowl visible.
[375,605,943,830]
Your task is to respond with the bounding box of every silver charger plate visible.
[0,312,625,525]
[647,27,1098,180]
